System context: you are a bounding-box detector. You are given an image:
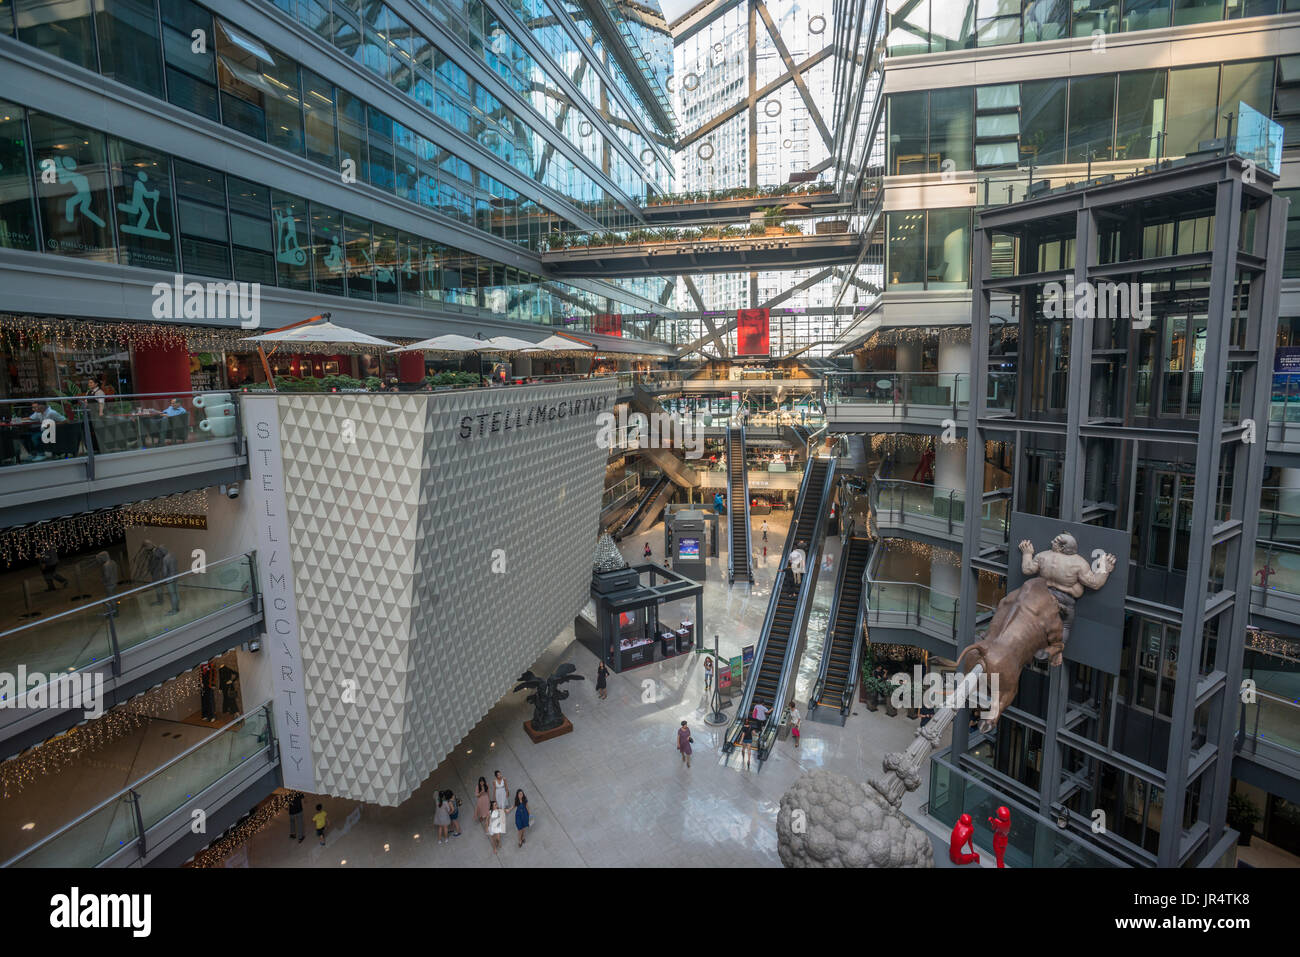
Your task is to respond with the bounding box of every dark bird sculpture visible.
[513,663,585,732]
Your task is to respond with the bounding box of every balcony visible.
[0,553,261,753]
[1269,375,1300,457]
[1251,539,1300,629]
[826,372,991,432]
[871,478,1009,549]
[864,578,993,656]
[0,392,248,526]
[3,703,278,868]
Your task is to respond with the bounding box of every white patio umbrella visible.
[389,333,491,355]
[528,334,595,353]
[242,320,397,350]
[479,335,542,353]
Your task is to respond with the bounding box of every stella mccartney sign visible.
[456,393,610,441]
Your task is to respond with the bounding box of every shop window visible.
[28,110,116,262]
[15,0,98,73]
[1019,78,1067,166]
[109,137,176,271]
[173,158,230,278]
[95,0,164,98]
[270,189,312,290]
[1165,65,1219,156]
[309,202,345,296]
[343,214,374,300]
[160,0,218,120]
[1116,70,1166,160]
[0,101,38,251]
[301,69,337,169]
[1067,74,1116,162]
[227,175,275,285]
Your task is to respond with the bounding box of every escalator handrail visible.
[759,457,838,755]
[810,517,855,712]
[618,473,666,537]
[840,539,874,717]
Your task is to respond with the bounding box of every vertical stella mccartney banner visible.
[242,395,316,791]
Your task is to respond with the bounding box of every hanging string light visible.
[186,790,293,867]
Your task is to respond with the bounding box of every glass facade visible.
[887,58,1286,172]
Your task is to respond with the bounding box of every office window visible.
[930,87,974,171]
[337,90,368,185]
[310,202,345,296]
[1173,0,1223,23]
[392,121,418,203]
[887,0,931,54]
[332,0,363,68]
[1067,74,1116,162]
[0,102,38,251]
[215,20,304,155]
[1278,189,1300,278]
[95,0,164,97]
[1024,0,1070,39]
[343,214,374,299]
[161,0,218,120]
[1122,0,1171,29]
[374,223,399,303]
[976,84,1021,170]
[28,111,115,262]
[1,0,13,36]
[976,0,1021,45]
[297,0,332,41]
[173,158,230,278]
[109,137,175,271]
[396,231,422,305]
[1165,65,1219,155]
[1225,0,1278,14]
[1218,59,1274,138]
[227,175,275,285]
[301,69,337,169]
[15,0,97,72]
[366,108,396,194]
[1277,56,1300,147]
[1070,0,1119,35]
[270,189,311,290]
[889,92,929,174]
[1020,78,1067,166]
[1116,70,1166,160]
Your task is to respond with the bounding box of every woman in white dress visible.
[493,770,509,813]
[488,800,506,854]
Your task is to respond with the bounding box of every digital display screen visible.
[678,537,700,560]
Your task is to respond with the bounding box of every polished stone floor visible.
[241,509,944,868]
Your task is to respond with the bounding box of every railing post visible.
[82,412,95,481]
[129,790,147,863]
[105,605,123,677]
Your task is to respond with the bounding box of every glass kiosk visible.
[576,563,704,674]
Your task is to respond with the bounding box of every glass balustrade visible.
[0,391,241,471]
[0,554,256,699]
[871,480,1011,539]
[1252,541,1300,597]
[824,372,974,413]
[865,579,991,635]
[7,704,273,867]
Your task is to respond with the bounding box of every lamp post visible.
[705,632,728,725]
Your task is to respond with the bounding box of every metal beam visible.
[753,0,834,152]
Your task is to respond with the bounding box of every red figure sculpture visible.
[988,806,1011,868]
[948,813,980,865]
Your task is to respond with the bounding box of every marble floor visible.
[240,509,945,868]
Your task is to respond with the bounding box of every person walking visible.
[513,790,530,847]
[788,700,801,748]
[787,544,807,586]
[474,777,491,833]
[287,791,304,843]
[760,519,768,543]
[677,720,693,768]
[493,770,509,814]
[643,542,652,560]
[596,661,609,700]
[434,791,451,844]
[703,655,713,693]
[488,800,505,854]
[312,803,327,846]
[739,719,755,770]
[39,545,69,591]
[445,789,461,837]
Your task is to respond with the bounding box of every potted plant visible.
[882,676,899,716]
[1227,793,1261,846]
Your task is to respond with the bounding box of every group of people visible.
[473,771,531,852]
[731,698,801,769]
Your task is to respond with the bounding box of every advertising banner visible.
[594,313,622,337]
[243,395,317,791]
[736,308,770,356]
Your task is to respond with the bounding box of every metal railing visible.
[871,478,1010,540]
[3,701,274,867]
[0,552,257,701]
[601,473,641,510]
[864,578,994,641]
[0,390,242,475]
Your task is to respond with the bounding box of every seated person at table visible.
[25,402,67,460]
[161,399,188,444]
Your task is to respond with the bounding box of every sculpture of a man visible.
[1018,532,1116,650]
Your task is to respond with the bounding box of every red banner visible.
[736,308,770,356]
[594,314,622,337]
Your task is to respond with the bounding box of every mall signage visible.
[456,393,610,441]
[244,395,317,791]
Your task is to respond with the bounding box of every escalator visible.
[810,526,872,725]
[726,426,752,585]
[725,456,837,763]
[615,474,671,539]
[629,385,701,488]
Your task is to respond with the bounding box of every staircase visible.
[724,456,837,763]
[810,528,872,725]
[726,426,752,585]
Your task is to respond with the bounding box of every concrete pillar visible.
[935,437,965,505]
[930,549,961,620]
[938,336,971,406]
[131,339,191,395]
